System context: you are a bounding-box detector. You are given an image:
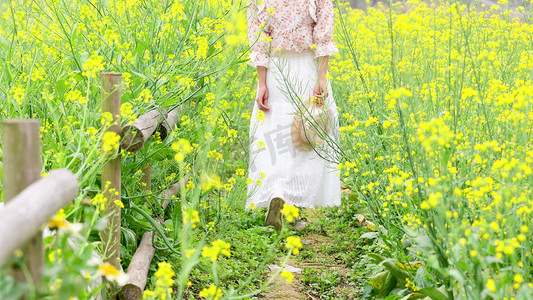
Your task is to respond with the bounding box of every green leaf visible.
[399,293,426,300]
[155,77,168,89]
[390,287,410,296]
[159,98,180,107]
[369,271,389,289]
[413,265,433,288]
[448,269,465,285]
[369,253,386,263]
[419,287,448,300]
[380,258,411,286]
[377,272,398,298]
[121,227,138,250]
[360,231,379,239]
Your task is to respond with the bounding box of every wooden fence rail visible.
[1,119,79,283]
[0,169,79,266]
[119,176,188,300]
[121,107,181,152]
[121,109,166,152]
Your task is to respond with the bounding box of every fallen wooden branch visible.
[121,108,166,152]
[119,176,188,300]
[0,169,79,266]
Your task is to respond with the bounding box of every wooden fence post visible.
[100,72,122,271]
[2,119,43,284]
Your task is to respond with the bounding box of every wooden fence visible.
[0,72,182,300]
[0,119,79,284]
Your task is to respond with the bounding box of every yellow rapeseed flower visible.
[102,132,120,153]
[171,138,193,163]
[199,284,222,300]
[97,263,127,286]
[154,262,175,287]
[420,201,431,210]
[280,204,299,222]
[200,173,223,191]
[281,270,294,283]
[183,208,200,228]
[486,278,496,292]
[514,273,523,284]
[286,236,303,255]
[152,262,175,299]
[489,221,500,231]
[202,239,231,261]
[92,193,107,211]
[82,54,105,78]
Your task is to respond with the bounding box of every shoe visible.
[265,196,284,231]
[293,218,307,231]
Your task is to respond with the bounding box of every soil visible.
[259,210,356,300]
[260,258,304,300]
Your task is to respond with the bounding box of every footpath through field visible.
[259,195,376,300]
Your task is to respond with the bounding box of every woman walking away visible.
[246,0,342,231]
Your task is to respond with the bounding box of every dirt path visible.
[260,257,305,300]
[259,209,357,300]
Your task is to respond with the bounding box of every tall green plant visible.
[333,0,533,298]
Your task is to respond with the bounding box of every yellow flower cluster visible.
[154,262,175,299]
[280,204,299,222]
[183,208,200,228]
[199,284,222,300]
[202,239,231,261]
[200,173,223,191]
[11,86,25,105]
[143,262,175,300]
[121,102,137,122]
[171,138,193,163]
[92,193,107,211]
[102,132,121,153]
[285,236,303,255]
[281,270,294,284]
[82,54,105,78]
[65,90,87,105]
[416,117,455,154]
[420,192,442,210]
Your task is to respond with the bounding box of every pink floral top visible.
[247,0,339,68]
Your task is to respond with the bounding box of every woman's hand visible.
[256,66,270,112]
[256,85,270,112]
[313,56,330,106]
[313,78,328,101]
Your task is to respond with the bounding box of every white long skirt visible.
[246,50,341,209]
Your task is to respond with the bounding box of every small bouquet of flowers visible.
[291,96,331,151]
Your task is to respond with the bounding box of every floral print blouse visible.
[247,0,339,68]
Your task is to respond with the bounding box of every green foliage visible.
[335,0,533,298]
